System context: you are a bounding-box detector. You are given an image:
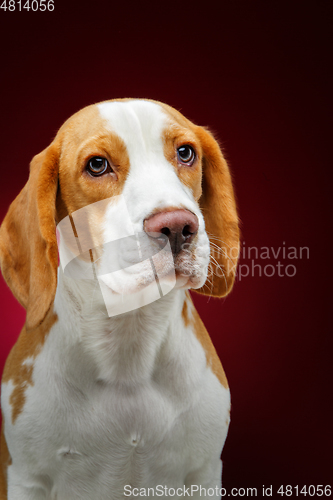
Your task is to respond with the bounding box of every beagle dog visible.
[0,99,239,499]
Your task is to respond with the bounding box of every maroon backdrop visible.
[0,1,331,496]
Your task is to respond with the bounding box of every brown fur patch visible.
[162,122,203,202]
[0,423,10,499]
[193,126,239,297]
[2,309,58,423]
[0,145,59,331]
[181,299,190,327]
[182,295,228,389]
[56,123,130,221]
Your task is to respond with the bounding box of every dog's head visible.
[0,99,239,329]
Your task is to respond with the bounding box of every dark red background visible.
[0,1,332,496]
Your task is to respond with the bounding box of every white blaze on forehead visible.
[97,100,167,161]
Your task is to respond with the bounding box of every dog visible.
[0,99,239,499]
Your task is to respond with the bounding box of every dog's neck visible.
[53,267,186,387]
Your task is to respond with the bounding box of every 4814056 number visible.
[1,0,54,11]
[277,485,331,496]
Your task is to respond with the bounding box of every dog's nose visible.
[144,209,199,256]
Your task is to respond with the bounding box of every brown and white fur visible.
[0,99,239,499]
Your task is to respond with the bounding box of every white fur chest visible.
[2,282,230,499]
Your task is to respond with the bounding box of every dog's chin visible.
[173,254,209,290]
[174,270,207,290]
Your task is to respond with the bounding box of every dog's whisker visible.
[209,241,238,269]
[209,255,228,292]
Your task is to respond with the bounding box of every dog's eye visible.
[86,157,110,176]
[177,145,195,166]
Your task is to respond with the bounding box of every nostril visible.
[161,227,171,237]
[182,225,192,238]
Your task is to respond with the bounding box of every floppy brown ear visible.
[195,126,240,297]
[0,144,59,331]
